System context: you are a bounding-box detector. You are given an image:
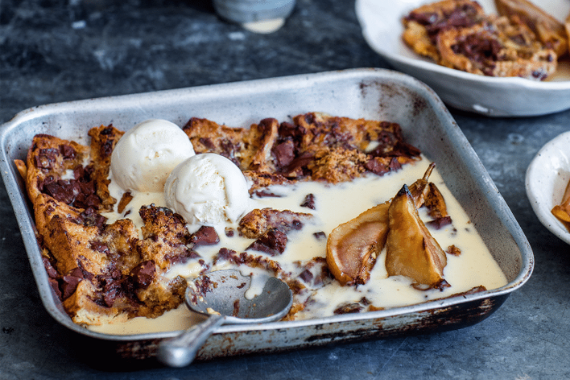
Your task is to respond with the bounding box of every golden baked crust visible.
[184,112,421,193]
[19,114,421,325]
[402,0,558,79]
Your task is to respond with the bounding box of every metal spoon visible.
[157,269,293,367]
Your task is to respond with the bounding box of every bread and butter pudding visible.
[15,113,507,334]
[402,0,568,80]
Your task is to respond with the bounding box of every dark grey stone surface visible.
[1,0,570,379]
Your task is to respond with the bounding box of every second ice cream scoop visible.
[164,153,250,226]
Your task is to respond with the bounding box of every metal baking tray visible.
[0,68,533,362]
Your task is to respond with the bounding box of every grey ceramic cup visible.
[213,0,296,23]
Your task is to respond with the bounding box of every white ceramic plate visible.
[526,131,570,244]
[356,0,570,117]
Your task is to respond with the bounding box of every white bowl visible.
[526,132,570,244]
[356,0,570,117]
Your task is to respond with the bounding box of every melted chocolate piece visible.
[253,191,282,198]
[333,302,363,315]
[61,267,84,300]
[451,33,502,70]
[300,194,316,210]
[427,216,452,230]
[49,278,62,299]
[298,269,313,283]
[190,226,220,246]
[365,158,389,176]
[59,144,76,159]
[42,257,59,279]
[313,231,326,240]
[35,148,59,170]
[130,261,156,289]
[246,229,288,256]
[90,241,110,255]
[388,157,402,172]
[199,137,216,150]
[272,140,295,168]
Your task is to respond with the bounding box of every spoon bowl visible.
[157,269,293,367]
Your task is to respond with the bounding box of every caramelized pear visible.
[408,162,435,209]
[385,185,447,288]
[327,164,438,286]
[326,203,390,286]
[425,182,448,219]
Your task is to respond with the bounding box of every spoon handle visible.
[157,314,224,367]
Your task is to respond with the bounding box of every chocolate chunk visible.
[73,166,84,180]
[253,191,282,198]
[360,297,371,306]
[220,140,240,162]
[199,137,216,150]
[61,268,84,300]
[215,247,236,263]
[333,302,363,315]
[427,216,452,230]
[42,257,59,279]
[79,207,107,228]
[313,231,326,240]
[190,226,220,246]
[225,228,235,237]
[390,141,422,158]
[282,152,314,177]
[272,140,295,168]
[101,139,114,157]
[298,269,313,283]
[291,220,303,230]
[90,241,110,255]
[35,148,59,169]
[49,278,62,300]
[130,261,156,289]
[300,194,316,210]
[59,144,76,159]
[195,275,215,296]
[247,229,288,256]
[451,33,502,65]
[99,125,114,135]
[365,158,389,176]
[388,157,402,172]
[278,121,304,142]
[164,248,201,265]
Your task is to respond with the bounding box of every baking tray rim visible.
[0,68,534,342]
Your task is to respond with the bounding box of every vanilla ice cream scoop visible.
[164,153,250,226]
[111,119,195,192]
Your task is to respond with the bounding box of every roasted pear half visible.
[327,164,439,286]
[326,203,390,286]
[385,185,447,288]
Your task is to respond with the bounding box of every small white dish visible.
[526,132,570,244]
[356,0,570,117]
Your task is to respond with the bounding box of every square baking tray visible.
[0,68,533,361]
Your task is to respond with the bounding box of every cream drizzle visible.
[89,157,507,335]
